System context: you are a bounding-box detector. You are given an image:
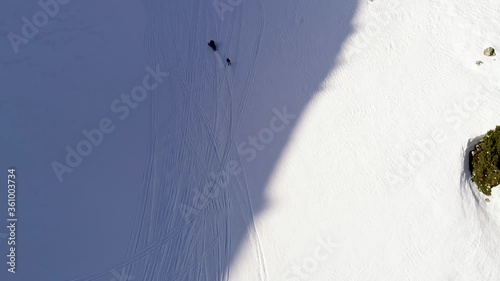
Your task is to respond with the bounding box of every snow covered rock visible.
[484,47,496,56]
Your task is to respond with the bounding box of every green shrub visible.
[471,126,500,195]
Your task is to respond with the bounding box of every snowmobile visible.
[208,40,216,51]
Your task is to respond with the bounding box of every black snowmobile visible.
[208,40,217,51]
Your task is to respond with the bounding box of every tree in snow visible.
[470,126,500,195]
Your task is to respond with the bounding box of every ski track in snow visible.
[64,0,266,280]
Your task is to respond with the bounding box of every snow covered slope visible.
[229,0,500,280]
[1,0,500,280]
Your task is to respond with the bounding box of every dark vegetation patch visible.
[470,126,500,195]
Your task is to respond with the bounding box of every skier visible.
[226,58,231,66]
[208,40,216,51]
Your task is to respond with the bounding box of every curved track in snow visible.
[65,0,266,280]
